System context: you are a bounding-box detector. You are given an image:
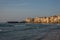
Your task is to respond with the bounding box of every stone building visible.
[53,15,58,23]
[34,17,49,23]
[40,17,49,23]
[25,17,34,23]
[34,17,41,23]
[49,16,54,23]
[25,14,60,24]
[57,15,60,23]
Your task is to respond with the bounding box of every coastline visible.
[6,14,60,24]
[25,14,60,24]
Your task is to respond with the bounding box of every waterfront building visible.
[34,17,41,23]
[57,15,60,23]
[40,17,49,23]
[39,17,43,23]
[45,17,50,23]
[53,15,58,23]
[49,16,54,23]
[25,17,33,23]
[25,14,60,24]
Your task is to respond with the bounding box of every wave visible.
[0,23,14,27]
[0,23,60,32]
[14,24,26,27]
[0,29,13,33]
[0,29,2,31]
[0,29,8,32]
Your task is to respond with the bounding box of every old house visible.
[25,17,33,23]
[49,16,54,23]
[53,15,58,23]
[34,17,41,23]
[57,15,60,23]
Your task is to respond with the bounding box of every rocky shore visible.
[25,15,60,24]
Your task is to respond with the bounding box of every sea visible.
[0,23,60,40]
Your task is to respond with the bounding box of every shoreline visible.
[25,15,60,24]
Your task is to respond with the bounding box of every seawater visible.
[0,23,60,40]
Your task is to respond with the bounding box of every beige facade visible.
[57,15,60,23]
[25,15,60,24]
[45,17,49,23]
[34,17,41,23]
[25,17,33,23]
[49,16,54,23]
[53,16,58,23]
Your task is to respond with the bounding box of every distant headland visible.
[7,21,27,23]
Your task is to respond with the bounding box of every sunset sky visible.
[0,0,60,22]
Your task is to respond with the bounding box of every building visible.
[25,17,34,23]
[57,15,60,23]
[40,17,49,23]
[53,15,58,23]
[34,17,41,23]
[25,14,60,24]
[49,16,54,23]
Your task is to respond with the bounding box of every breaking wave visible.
[0,23,60,40]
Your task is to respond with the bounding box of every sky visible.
[0,0,60,22]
